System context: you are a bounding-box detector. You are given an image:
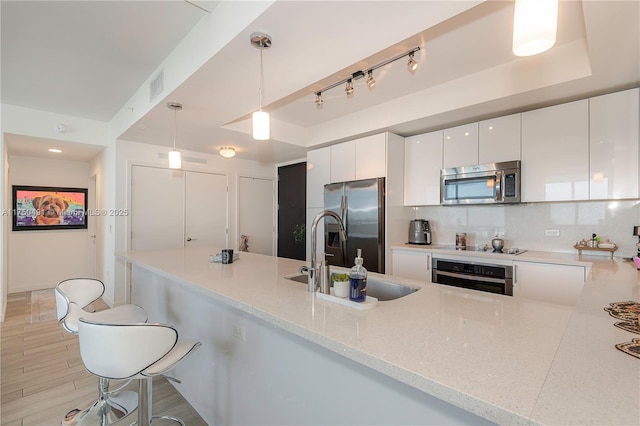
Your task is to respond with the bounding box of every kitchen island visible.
[117,247,639,425]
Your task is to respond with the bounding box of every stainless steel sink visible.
[284,274,420,301]
[286,274,309,284]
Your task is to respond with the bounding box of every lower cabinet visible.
[391,249,432,282]
[513,261,586,306]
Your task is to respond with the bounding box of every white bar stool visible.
[55,278,147,425]
[78,318,201,426]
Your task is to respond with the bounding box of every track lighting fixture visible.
[167,102,182,169]
[366,70,376,89]
[250,32,271,140]
[313,47,419,105]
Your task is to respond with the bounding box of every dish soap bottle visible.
[349,249,367,302]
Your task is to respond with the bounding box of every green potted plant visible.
[292,224,305,244]
[332,273,350,298]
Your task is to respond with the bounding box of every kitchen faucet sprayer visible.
[309,210,347,293]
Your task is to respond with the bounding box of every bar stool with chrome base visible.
[55,278,147,425]
[78,318,201,426]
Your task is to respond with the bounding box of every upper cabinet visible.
[521,99,590,202]
[306,146,331,209]
[443,123,479,169]
[330,141,356,183]
[404,130,443,206]
[589,88,640,200]
[478,114,521,164]
[330,134,386,183]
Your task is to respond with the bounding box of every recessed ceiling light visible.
[48,147,62,153]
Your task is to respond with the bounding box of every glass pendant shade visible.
[168,149,182,169]
[252,110,270,140]
[512,0,558,57]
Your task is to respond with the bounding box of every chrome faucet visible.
[308,210,347,292]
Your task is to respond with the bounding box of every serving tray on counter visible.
[574,243,618,259]
[316,289,378,310]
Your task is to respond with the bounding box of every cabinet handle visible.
[514,264,518,285]
[426,254,431,271]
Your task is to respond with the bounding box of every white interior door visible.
[239,176,275,255]
[131,166,185,250]
[185,171,228,248]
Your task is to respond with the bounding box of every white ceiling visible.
[2,1,639,164]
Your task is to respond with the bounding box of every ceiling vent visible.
[149,70,164,102]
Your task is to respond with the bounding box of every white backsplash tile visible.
[413,200,640,257]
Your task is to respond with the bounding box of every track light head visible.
[315,92,323,106]
[366,70,376,89]
[345,79,354,96]
[407,52,418,72]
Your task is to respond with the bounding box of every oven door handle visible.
[435,270,506,284]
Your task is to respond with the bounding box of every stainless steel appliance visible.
[440,160,521,205]
[408,219,431,245]
[324,178,385,273]
[432,258,513,296]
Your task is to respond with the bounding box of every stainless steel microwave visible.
[440,160,521,205]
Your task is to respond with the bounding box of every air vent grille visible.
[150,70,164,102]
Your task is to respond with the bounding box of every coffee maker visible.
[408,220,431,245]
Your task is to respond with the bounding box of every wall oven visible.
[432,258,513,296]
[440,160,521,205]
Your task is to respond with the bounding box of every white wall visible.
[1,105,113,312]
[1,136,9,320]
[8,156,93,292]
[113,139,276,305]
[414,200,640,258]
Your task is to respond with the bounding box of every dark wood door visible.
[277,162,306,260]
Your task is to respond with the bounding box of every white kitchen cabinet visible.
[404,130,443,206]
[330,134,386,183]
[443,122,479,169]
[513,261,586,306]
[355,134,386,180]
[589,88,639,200]
[307,147,331,208]
[330,141,356,183]
[391,249,432,282]
[521,99,589,202]
[478,113,521,164]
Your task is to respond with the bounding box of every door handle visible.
[186,237,198,242]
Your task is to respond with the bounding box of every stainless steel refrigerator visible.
[324,177,385,273]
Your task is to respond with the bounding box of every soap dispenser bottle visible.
[349,249,367,302]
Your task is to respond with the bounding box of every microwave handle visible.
[494,171,503,202]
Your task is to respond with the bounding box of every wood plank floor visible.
[1,291,207,425]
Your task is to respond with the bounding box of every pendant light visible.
[512,0,558,57]
[167,102,182,169]
[250,32,271,140]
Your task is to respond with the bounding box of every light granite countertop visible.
[118,247,640,425]
[392,243,596,267]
